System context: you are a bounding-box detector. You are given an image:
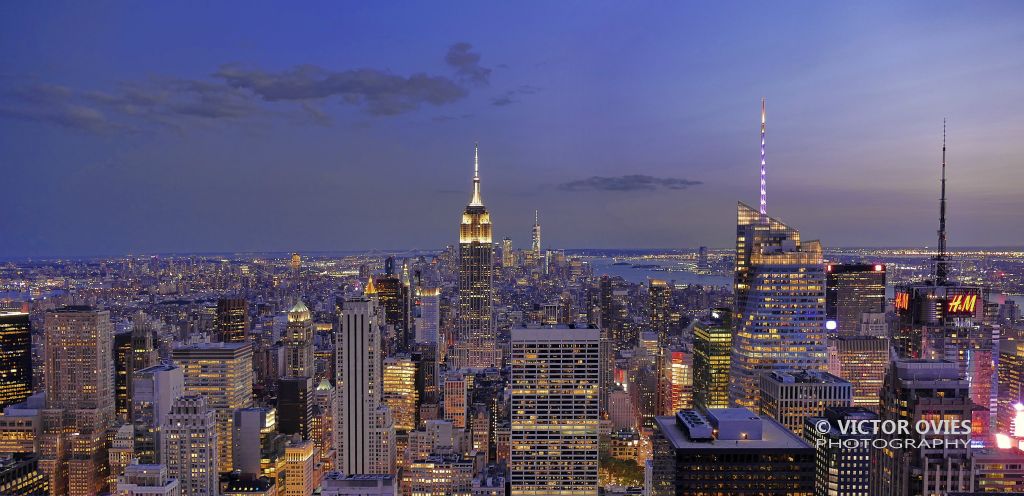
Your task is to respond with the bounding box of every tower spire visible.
[469,141,483,206]
[759,97,767,216]
[935,119,948,285]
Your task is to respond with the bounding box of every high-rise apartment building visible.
[825,263,885,337]
[758,370,852,436]
[171,342,254,472]
[216,298,249,343]
[162,395,218,496]
[731,201,828,408]
[0,311,32,410]
[335,286,395,476]
[510,325,599,495]
[692,309,732,410]
[455,143,497,369]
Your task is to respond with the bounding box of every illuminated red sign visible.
[947,293,978,315]
[894,292,910,311]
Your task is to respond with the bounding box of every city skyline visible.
[2,2,1024,258]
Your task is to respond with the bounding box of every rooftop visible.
[656,407,811,451]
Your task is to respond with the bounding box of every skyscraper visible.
[41,306,115,496]
[758,370,852,436]
[382,355,418,432]
[455,143,497,369]
[278,376,313,439]
[501,237,514,267]
[162,395,218,496]
[730,201,828,408]
[171,342,254,472]
[376,267,412,354]
[0,311,32,410]
[803,407,877,496]
[648,279,672,344]
[131,364,184,464]
[510,325,599,495]
[335,284,395,476]
[827,336,889,411]
[531,210,541,260]
[216,298,249,343]
[825,263,886,337]
[692,308,732,410]
[284,300,315,378]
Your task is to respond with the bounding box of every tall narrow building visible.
[648,279,672,344]
[510,325,600,495]
[531,210,541,260]
[825,263,886,337]
[215,298,249,343]
[284,300,315,378]
[455,143,497,369]
[693,309,732,410]
[163,395,219,496]
[335,281,396,475]
[0,311,32,410]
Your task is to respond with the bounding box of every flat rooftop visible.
[656,408,811,451]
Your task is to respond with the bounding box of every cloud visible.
[445,42,491,85]
[0,84,117,132]
[214,63,469,116]
[491,84,541,106]
[558,174,703,192]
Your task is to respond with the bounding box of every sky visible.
[1,1,1022,258]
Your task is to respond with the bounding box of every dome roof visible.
[287,300,310,322]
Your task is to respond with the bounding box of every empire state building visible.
[454,143,498,369]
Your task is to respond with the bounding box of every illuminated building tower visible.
[0,311,32,410]
[376,270,411,355]
[290,252,302,272]
[998,341,1024,435]
[803,407,877,496]
[531,210,541,261]
[284,300,315,378]
[171,342,254,472]
[162,395,218,496]
[278,376,313,439]
[758,370,852,436]
[283,440,317,496]
[510,325,599,495]
[870,359,973,496]
[599,276,631,352]
[443,372,468,429]
[658,347,692,415]
[132,364,184,464]
[216,298,249,343]
[41,306,115,496]
[731,200,827,409]
[648,279,672,344]
[107,424,134,489]
[115,332,135,422]
[501,237,514,267]
[827,336,888,411]
[383,355,418,433]
[335,283,396,476]
[116,463,181,496]
[697,246,709,273]
[455,143,497,369]
[650,408,814,496]
[312,379,336,473]
[693,309,732,410]
[824,263,886,337]
[414,288,440,345]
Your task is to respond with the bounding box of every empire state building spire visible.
[469,142,484,206]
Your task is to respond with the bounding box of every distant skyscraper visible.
[162,395,219,496]
[510,326,599,495]
[870,359,973,496]
[41,306,115,496]
[284,300,315,378]
[172,342,254,472]
[697,246,709,273]
[216,298,249,343]
[693,308,732,410]
[501,237,514,267]
[335,284,395,476]
[827,336,888,411]
[648,279,672,344]
[413,287,440,345]
[731,200,828,408]
[531,210,541,260]
[0,311,32,410]
[382,355,418,433]
[825,263,886,337]
[657,346,692,415]
[455,143,497,369]
[650,407,814,496]
[132,364,184,464]
[376,273,412,354]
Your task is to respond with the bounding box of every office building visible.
[376,269,412,354]
[731,201,828,408]
[443,372,468,429]
[649,279,672,344]
[803,407,877,496]
[692,309,732,410]
[216,298,249,343]
[455,143,498,369]
[827,336,888,411]
[510,325,600,495]
[759,370,852,436]
[162,395,218,496]
[825,263,885,337]
[650,407,815,495]
[320,473,396,496]
[284,300,315,378]
[998,340,1024,434]
[501,237,514,267]
[277,376,313,439]
[0,454,48,496]
[283,440,317,496]
[132,364,184,464]
[403,453,475,495]
[383,355,418,432]
[0,311,32,410]
[658,347,692,415]
[116,463,181,496]
[172,342,254,472]
[335,285,395,476]
[232,407,276,478]
[870,359,974,496]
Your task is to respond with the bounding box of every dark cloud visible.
[491,84,541,106]
[558,174,702,192]
[0,103,115,133]
[445,42,491,85]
